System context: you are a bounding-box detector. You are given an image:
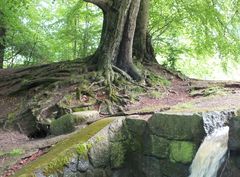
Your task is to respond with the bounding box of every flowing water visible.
[189,111,234,177]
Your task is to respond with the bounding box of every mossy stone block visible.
[110,142,126,169]
[14,118,114,177]
[169,141,196,164]
[144,135,169,158]
[148,113,205,141]
[125,116,147,135]
[50,114,75,136]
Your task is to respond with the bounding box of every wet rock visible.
[77,158,90,172]
[229,116,240,150]
[68,157,78,172]
[63,167,78,177]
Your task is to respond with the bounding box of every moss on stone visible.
[144,135,169,159]
[169,141,196,164]
[76,142,92,159]
[125,118,147,136]
[50,114,76,136]
[148,113,205,142]
[110,142,126,168]
[13,118,114,177]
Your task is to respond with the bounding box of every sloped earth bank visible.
[1,64,240,176]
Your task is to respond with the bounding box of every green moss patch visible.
[14,118,114,177]
[50,114,76,136]
[169,141,196,164]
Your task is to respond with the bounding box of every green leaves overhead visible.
[1,0,240,74]
[150,0,240,69]
[1,0,102,67]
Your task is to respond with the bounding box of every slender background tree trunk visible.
[0,11,6,69]
[134,0,155,62]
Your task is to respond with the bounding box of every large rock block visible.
[88,126,110,168]
[229,116,240,150]
[144,135,169,158]
[148,112,205,141]
[125,116,147,136]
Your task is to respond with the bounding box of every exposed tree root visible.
[0,60,172,136]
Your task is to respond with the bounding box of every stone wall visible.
[123,113,205,177]
[49,113,206,177]
[19,113,240,177]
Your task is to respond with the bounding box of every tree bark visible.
[84,0,155,81]
[133,0,155,62]
[85,0,134,82]
[116,0,142,81]
[0,12,6,69]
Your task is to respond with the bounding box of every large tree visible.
[84,0,154,82]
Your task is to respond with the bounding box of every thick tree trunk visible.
[90,0,132,77]
[116,0,142,81]
[133,0,155,62]
[84,0,155,81]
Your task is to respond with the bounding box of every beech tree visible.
[84,0,155,82]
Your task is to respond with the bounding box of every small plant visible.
[76,143,92,159]
[148,91,162,99]
[0,149,24,157]
[9,149,24,157]
[147,72,170,86]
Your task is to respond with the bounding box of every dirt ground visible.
[1,72,240,176]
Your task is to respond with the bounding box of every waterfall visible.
[189,111,234,177]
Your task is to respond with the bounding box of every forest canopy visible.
[0,0,240,79]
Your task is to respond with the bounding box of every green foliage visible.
[1,0,240,79]
[169,141,196,164]
[76,142,92,159]
[148,90,162,99]
[1,0,102,68]
[147,72,170,86]
[0,148,24,157]
[150,0,240,74]
[9,148,24,157]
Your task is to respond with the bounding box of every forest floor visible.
[1,66,240,176]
